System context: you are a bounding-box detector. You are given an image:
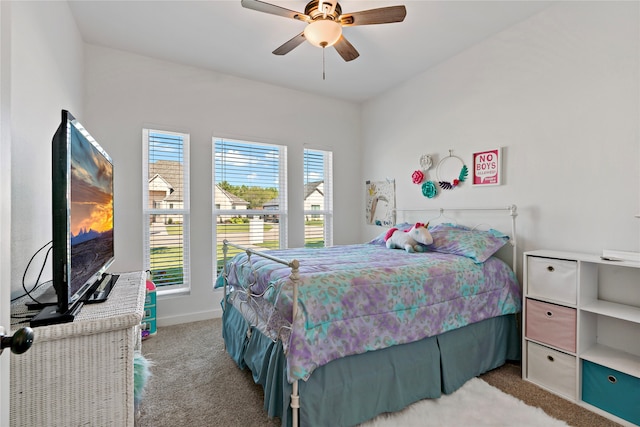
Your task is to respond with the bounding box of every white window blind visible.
[143,129,190,293]
[304,148,333,247]
[213,138,287,272]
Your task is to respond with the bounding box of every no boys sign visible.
[472,148,501,186]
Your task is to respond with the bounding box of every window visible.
[213,138,287,272]
[304,148,333,248]
[143,129,190,293]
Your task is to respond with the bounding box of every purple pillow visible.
[423,223,509,263]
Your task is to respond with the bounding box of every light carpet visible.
[359,378,568,427]
[139,319,615,427]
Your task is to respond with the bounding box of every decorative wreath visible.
[436,154,468,190]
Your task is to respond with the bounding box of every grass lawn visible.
[150,245,184,286]
[159,223,275,237]
[165,224,183,235]
[216,223,274,233]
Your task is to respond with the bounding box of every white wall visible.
[83,45,361,324]
[9,1,84,298]
[1,2,12,424]
[361,1,640,278]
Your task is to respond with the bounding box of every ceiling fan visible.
[241,0,407,62]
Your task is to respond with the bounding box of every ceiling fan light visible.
[304,19,342,48]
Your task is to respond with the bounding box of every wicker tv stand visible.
[10,271,146,427]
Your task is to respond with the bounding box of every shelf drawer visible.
[527,341,576,399]
[527,256,577,305]
[582,360,640,425]
[526,299,576,353]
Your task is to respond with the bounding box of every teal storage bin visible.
[582,360,640,425]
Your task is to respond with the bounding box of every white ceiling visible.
[67,0,553,103]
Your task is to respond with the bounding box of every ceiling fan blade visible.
[340,5,407,26]
[241,0,310,22]
[273,32,306,56]
[333,35,359,62]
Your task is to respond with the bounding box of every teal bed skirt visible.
[222,299,520,427]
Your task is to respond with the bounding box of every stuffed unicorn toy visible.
[384,222,433,253]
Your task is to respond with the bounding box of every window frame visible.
[213,137,288,276]
[142,128,191,295]
[303,147,333,247]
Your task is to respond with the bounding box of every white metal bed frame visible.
[220,204,518,427]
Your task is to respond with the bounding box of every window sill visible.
[157,287,190,298]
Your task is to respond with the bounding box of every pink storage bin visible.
[525,298,576,353]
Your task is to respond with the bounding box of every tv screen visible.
[68,117,114,301]
[31,110,114,326]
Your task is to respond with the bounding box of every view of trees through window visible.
[213,140,332,273]
[213,138,286,271]
[216,181,278,210]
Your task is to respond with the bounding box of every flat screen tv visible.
[31,110,115,327]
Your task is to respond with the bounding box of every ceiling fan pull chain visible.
[322,43,327,80]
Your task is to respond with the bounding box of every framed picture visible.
[365,179,396,227]
[472,148,501,186]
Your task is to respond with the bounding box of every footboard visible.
[220,239,302,427]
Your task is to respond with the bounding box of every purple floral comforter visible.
[217,243,521,383]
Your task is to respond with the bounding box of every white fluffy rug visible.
[359,378,568,427]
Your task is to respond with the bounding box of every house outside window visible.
[143,129,190,294]
[311,205,320,219]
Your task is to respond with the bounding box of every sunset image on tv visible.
[69,125,114,295]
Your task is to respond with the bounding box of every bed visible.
[215,206,522,427]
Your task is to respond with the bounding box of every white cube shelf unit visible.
[522,250,640,427]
